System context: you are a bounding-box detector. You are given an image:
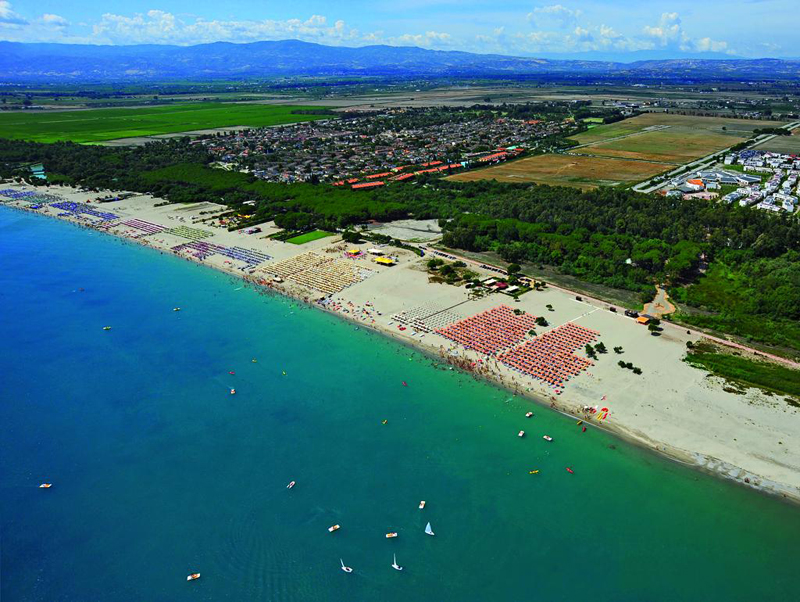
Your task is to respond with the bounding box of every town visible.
[199,106,576,184]
[666,149,799,214]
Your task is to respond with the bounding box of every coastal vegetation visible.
[685,342,800,402]
[1,136,798,354]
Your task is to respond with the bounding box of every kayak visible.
[566,467,574,474]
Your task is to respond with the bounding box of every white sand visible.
[4,183,799,503]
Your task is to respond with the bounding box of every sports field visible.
[569,113,785,164]
[286,230,335,245]
[0,103,329,144]
[447,154,669,188]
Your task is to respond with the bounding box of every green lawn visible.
[0,103,329,143]
[286,230,335,245]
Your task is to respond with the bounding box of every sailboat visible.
[425,522,435,536]
[392,553,403,571]
[340,559,353,573]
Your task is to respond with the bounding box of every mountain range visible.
[2,39,799,82]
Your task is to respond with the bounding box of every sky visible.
[0,1,796,58]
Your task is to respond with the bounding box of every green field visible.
[286,230,335,245]
[0,103,329,143]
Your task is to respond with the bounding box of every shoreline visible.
[2,190,799,506]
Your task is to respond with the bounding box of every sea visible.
[2,206,800,602]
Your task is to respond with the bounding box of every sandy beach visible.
[3,182,799,503]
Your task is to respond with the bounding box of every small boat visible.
[402,381,408,387]
[102,326,112,331]
[252,358,257,363]
[576,420,583,425]
[173,307,181,312]
[529,470,540,475]
[328,524,341,533]
[39,483,52,488]
[386,532,398,539]
[230,388,236,395]
[419,500,426,509]
[566,467,574,474]
[382,419,388,425]
[287,481,295,489]
[340,559,353,573]
[392,553,403,571]
[518,430,525,437]
[525,412,533,418]
[582,426,587,433]
[543,435,553,442]
[425,522,434,536]
[229,371,235,375]
[186,573,201,581]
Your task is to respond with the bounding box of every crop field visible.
[0,103,328,144]
[752,130,800,154]
[568,113,786,164]
[286,230,335,245]
[447,154,669,188]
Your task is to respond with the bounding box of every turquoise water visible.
[2,207,800,602]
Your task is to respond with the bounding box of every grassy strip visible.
[286,230,334,245]
[684,344,800,402]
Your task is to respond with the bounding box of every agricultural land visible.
[0,103,329,144]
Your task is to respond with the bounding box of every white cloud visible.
[643,12,730,54]
[390,31,452,48]
[88,11,366,46]
[527,5,582,29]
[41,14,69,29]
[0,1,26,25]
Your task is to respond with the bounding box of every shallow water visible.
[2,207,799,602]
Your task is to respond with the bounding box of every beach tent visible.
[367,248,384,255]
[374,257,395,266]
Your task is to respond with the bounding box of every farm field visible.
[286,230,335,245]
[447,154,669,188]
[752,130,800,154]
[568,113,787,165]
[0,103,328,144]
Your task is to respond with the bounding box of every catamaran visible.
[425,522,434,536]
[392,554,403,571]
[340,559,353,573]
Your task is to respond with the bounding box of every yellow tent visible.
[375,257,395,266]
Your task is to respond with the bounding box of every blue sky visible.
[0,1,795,58]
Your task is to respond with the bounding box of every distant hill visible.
[1,39,799,82]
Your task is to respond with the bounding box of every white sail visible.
[425,522,434,536]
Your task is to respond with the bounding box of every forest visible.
[1,137,798,352]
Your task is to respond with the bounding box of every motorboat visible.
[525,412,533,418]
[543,435,553,442]
[173,308,181,312]
[328,524,341,533]
[419,500,426,509]
[186,573,201,581]
[102,326,112,331]
[287,481,295,489]
[340,559,353,573]
[529,470,540,475]
[518,431,525,437]
[392,554,403,571]
[39,483,52,488]
[386,532,398,539]
[230,389,236,395]
[425,522,434,536]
